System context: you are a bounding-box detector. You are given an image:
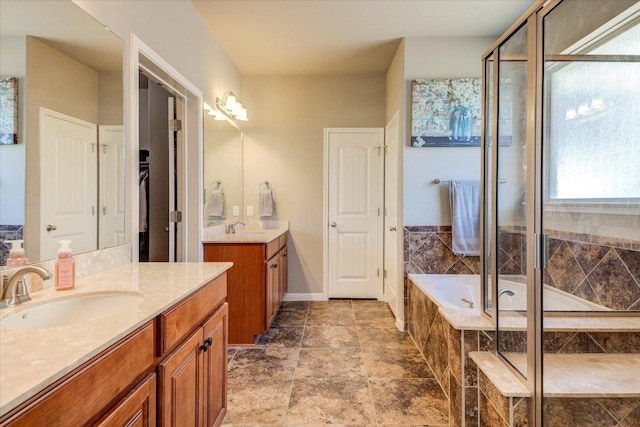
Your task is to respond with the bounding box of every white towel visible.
[449,180,480,256]
[207,182,225,217]
[259,188,274,217]
[139,175,148,232]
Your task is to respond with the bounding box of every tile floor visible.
[224,300,449,426]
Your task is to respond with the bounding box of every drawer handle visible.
[200,337,213,352]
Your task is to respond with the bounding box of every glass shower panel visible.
[542,0,640,424]
[482,56,494,314]
[496,23,529,377]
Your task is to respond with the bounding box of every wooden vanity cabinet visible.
[203,233,287,345]
[0,273,229,427]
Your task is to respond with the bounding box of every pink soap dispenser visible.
[55,240,75,291]
[5,240,28,267]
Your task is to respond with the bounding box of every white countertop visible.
[0,262,232,416]
[202,224,288,244]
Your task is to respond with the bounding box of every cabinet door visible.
[202,303,229,427]
[158,329,204,427]
[94,374,156,427]
[265,256,279,328]
[280,247,288,298]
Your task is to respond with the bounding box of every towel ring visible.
[211,180,224,194]
[259,181,271,191]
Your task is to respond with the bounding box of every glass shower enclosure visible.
[482,0,640,425]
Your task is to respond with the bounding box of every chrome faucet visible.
[1,265,52,309]
[487,288,516,310]
[498,288,515,298]
[225,221,246,234]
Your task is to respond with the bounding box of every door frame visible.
[322,127,384,300]
[129,35,203,262]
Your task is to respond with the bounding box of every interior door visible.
[40,108,97,260]
[384,112,400,317]
[326,128,383,299]
[99,125,125,248]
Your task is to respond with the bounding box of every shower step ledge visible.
[471,351,640,398]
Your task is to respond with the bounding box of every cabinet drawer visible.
[159,273,227,355]
[2,322,154,427]
[278,233,287,249]
[266,239,280,260]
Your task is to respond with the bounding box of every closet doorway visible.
[138,72,180,262]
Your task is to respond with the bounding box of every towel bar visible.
[433,178,507,184]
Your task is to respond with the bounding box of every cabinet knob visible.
[272,263,278,269]
[200,338,212,352]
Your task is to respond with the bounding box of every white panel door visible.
[327,128,383,299]
[384,112,400,318]
[40,108,97,260]
[99,125,125,248]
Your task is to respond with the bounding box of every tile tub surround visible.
[224,300,449,426]
[404,224,640,311]
[0,262,233,415]
[407,276,640,427]
[497,228,640,311]
[472,351,640,426]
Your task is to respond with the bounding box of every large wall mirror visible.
[203,113,243,225]
[0,0,125,267]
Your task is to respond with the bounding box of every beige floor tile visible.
[368,378,449,425]
[272,310,308,328]
[296,347,366,379]
[306,308,356,326]
[357,326,417,350]
[257,326,304,347]
[228,347,299,379]
[285,378,376,425]
[302,326,360,348]
[362,346,435,379]
[224,378,293,425]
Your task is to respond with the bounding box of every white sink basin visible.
[0,291,145,330]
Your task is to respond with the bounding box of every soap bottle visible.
[55,240,75,291]
[5,240,28,267]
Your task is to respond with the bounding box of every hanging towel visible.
[139,170,148,232]
[259,185,274,217]
[207,182,225,217]
[449,179,480,256]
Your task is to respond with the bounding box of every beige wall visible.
[403,37,495,226]
[98,71,123,125]
[242,75,386,295]
[25,36,100,259]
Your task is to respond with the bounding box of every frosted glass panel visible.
[547,61,640,199]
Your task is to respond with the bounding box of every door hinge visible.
[101,144,107,153]
[102,206,107,215]
[377,268,380,277]
[169,211,183,223]
[169,119,182,132]
[383,269,387,279]
[535,233,549,270]
[377,208,381,216]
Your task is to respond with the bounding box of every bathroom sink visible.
[0,291,145,330]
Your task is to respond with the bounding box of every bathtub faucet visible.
[498,288,515,298]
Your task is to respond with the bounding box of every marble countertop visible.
[471,351,640,398]
[202,220,289,244]
[0,262,232,416]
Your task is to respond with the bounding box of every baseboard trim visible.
[283,293,326,301]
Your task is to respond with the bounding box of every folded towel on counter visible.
[259,187,274,217]
[207,182,225,217]
[449,179,480,256]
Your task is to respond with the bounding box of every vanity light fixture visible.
[216,91,248,122]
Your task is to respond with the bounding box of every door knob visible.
[46,224,57,232]
[389,226,397,232]
[164,226,169,232]
[330,222,337,228]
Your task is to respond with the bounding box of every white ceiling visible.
[192,0,535,75]
[0,0,122,72]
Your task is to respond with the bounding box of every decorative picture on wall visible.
[0,77,18,145]
[411,78,482,147]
